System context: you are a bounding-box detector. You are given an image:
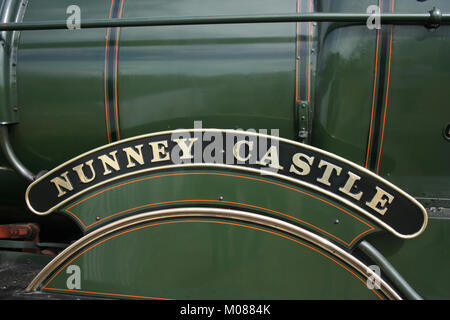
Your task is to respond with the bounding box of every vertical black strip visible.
[105,0,122,143]
[369,0,391,171]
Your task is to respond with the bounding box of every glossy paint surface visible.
[42,218,383,300]
[118,0,296,139]
[0,0,447,205]
[312,0,450,205]
[312,0,378,165]
[368,217,450,299]
[61,169,378,248]
[7,0,296,174]
[375,22,450,203]
[0,0,447,300]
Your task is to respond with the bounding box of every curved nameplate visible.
[25,129,427,238]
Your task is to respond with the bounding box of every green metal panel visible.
[118,0,295,139]
[0,0,27,124]
[61,169,379,249]
[41,218,384,299]
[0,0,446,206]
[375,2,450,205]
[4,0,298,174]
[312,0,450,205]
[312,0,377,165]
[0,0,446,300]
[12,0,111,172]
[366,217,450,299]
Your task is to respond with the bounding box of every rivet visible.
[12,106,18,112]
[334,219,340,224]
[427,7,442,28]
[96,216,100,221]
[219,196,224,201]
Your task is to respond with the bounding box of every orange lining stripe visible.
[114,27,120,140]
[376,0,395,174]
[114,0,125,141]
[44,220,383,300]
[64,172,374,246]
[376,25,393,174]
[103,0,114,144]
[66,172,374,229]
[365,0,381,168]
[42,288,173,300]
[69,198,371,246]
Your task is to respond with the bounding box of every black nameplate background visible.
[26,130,426,237]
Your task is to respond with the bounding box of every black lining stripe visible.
[368,0,391,171]
[105,0,123,143]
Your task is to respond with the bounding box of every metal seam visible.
[104,0,123,143]
[369,0,394,172]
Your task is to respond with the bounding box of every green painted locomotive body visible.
[0,0,448,300]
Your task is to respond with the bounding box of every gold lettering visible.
[50,171,73,197]
[123,144,145,168]
[98,151,120,175]
[256,146,283,170]
[233,140,254,162]
[338,171,363,200]
[289,153,314,176]
[72,160,96,184]
[149,140,170,163]
[173,138,198,160]
[316,160,342,186]
[366,186,394,215]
